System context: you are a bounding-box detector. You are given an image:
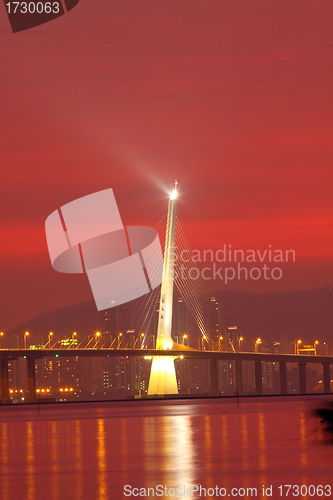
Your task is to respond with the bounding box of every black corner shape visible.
[64,0,79,12]
[3,0,80,33]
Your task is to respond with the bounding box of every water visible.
[0,396,332,499]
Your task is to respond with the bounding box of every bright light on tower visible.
[170,180,178,200]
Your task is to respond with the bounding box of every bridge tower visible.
[148,182,179,395]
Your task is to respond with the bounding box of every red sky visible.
[1,1,332,331]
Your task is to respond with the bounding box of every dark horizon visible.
[5,286,332,352]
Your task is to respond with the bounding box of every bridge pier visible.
[210,359,218,396]
[279,360,288,395]
[322,362,331,394]
[235,358,243,395]
[0,358,9,404]
[254,360,263,395]
[298,362,307,394]
[27,356,36,403]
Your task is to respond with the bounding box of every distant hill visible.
[214,286,332,342]
[6,286,332,350]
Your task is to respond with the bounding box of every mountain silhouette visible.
[6,287,332,350]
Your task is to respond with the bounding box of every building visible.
[227,326,243,352]
[205,297,220,349]
[172,297,189,344]
[281,330,293,371]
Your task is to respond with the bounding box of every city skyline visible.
[3,286,332,346]
[1,290,331,403]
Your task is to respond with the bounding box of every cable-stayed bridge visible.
[1,183,331,403]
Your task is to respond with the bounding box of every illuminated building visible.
[227,326,243,352]
[205,297,220,348]
[172,297,189,343]
[281,330,293,371]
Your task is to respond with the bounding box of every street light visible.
[219,336,223,351]
[183,334,188,346]
[140,332,145,348]
[324,342,328,356]
[72,332,77,348]
[255,338,261,353]
[49,331,53,348]
[0,332,3,349]
[315,340,319,355]
[24,331,29,350]
[296,340,302,355]
[118,332,123,348]
[95,331,100,348]
[239,336,243,352]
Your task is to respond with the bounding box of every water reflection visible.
[97,419,107,500]
[171,414,196,487]
[299,411,309,498]
[204,414,213,484]
[221,413,230,492]
[26,421,35,500]
[299,411,308,465]
[241,413,249,471]
[74,420,83,500]
[0,422,9,500]
[240,412,251,494]
[0,399,331,499]
[120,416,132,488]
[258,412,268,487]
[142,408,196,490]
[143,416,157,477]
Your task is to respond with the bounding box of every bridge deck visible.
[0,348,332,364]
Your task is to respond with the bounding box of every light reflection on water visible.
[97,419,107,500]
[1,422,9,500]
[50,420,58,500]
[0,397,331,499]
[258,412,267,487]
[220,413,230,492]
[26,421,35,500]
[74,420,83,500]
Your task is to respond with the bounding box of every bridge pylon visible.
[148,182,179,395]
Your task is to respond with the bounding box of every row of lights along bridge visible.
[0,331,329,355]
